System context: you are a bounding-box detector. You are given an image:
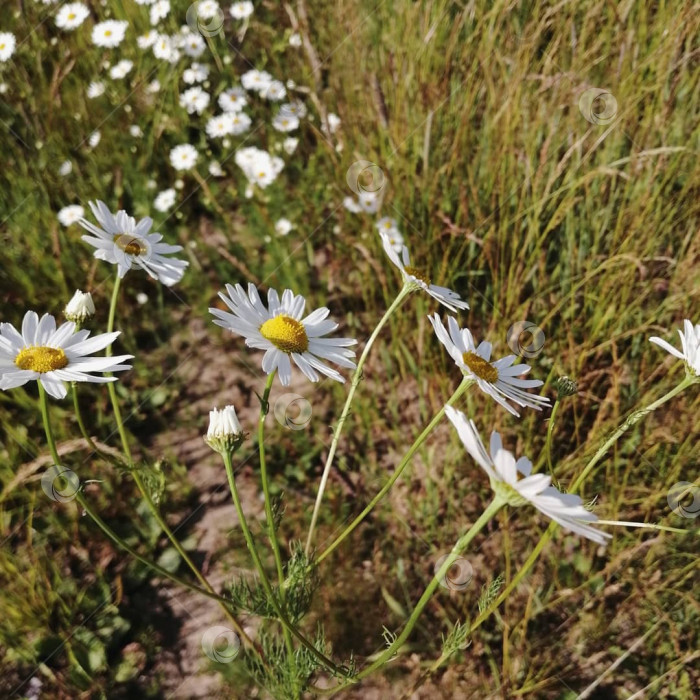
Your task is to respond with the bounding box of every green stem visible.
[38,383,258,653]
[256,371,297,683]
[545,399,560,475]
[103,270,252,646]
[305,284,413,555]
[222,450,348,680]
[316,377,472,565]
[321,498,503,694]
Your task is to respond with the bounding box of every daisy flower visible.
[87,81,105,99]
[210,283,357,385]
[429,314,549,416]
[280,101,307,119]
[272,112,299,132]
[92,20,128,48]
[283,137,299,155]
[79,200,188,286]
[0,311,133,400]
[183,62,209,84]
[382,235,469,312]
[289,33,302,48]
[154,188,176,212]
[64,290,95,323]
[170,144,198,171]
[109,59,133,80]
[0,32,16,62]
[230,1,253,19]
[197,0,221,18]
[88,131,101,148]
[183,33,206,58]
[262,80,286,101]
[57,205,85,227]
[218,87,247,112]
[179,86,210,114]
[55,3,90,31]
[209,161,224,177]
[241,69,272,92]
[229,112,251,135]
[150,0,170,24]
[446,407,610,544]
[650,320,700,377]
[275,218,293,236]
[137,30,159,49]
[206,114,234,139]
[58,160,72,176]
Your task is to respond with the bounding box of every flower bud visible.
[555,375,578,400]
[64,290,95,323]
[205,405,246,454]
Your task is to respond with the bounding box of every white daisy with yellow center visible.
[0,311,133,400]
[429,314,549,416]
[445,407,611,545]
[380,233,469,312]
[79,200,188,286]
[210,283,357,386]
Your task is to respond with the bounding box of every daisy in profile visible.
[0,311,133,400]
[445,407,611,544]
[429,314,548,416]
[79,200,188,286]
[210,283,357,385]
[91,20,128,48]
[650,320,700,377]
[87,81,105,99]
[381,234,469,312]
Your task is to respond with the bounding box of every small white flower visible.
[206,114,233,139]
[429,314,549,416]
[445,407,611,545]
[0,32,16,62]
[137,30,159,49]
[229,112,252,135]
[179,86,210,115]
[154,188,177,212]
[146,79,161,93]
[0,311,133,400]
[262,80,286,101]
[342,196,362,214]
[79,200,189,286]
[129,125,143,138]
[150,0,170,24]
[197,0,221,18]
[64,290,95,323]
[272,112,299,132]
[283,137,299,155]
[650,320,700,377]
[381,234,469,312]
[183,62,209,84]
[109,59,133,79]
[289,32,302,47]
[230,1,253,19]
[55,3,90,31]
[153,35,179,62]
[280,101,307,119]
[170,144,199,171]
[322,113,341,136]
[210,283,357,386]
[183,33,206,58]
[91,20,128,48]
[275,218,293,236]
[209,161,224,177]
[234,147,283,188]
[218,87,247,112]
[57,205,85,227]
[205,405,245,453]
[88,130,101,148]
[58,160,73,176]
[87,81,105,99]
[241,69,272,92]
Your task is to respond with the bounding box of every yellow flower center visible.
[259,315,308,354]
[462,351,499,383]
[15,346,68,373]
[114,233,147,256]
[404,265,431,286]
[68,13,76,19]
[105,30,112,36]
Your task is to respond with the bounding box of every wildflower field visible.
[1,1,699,698]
